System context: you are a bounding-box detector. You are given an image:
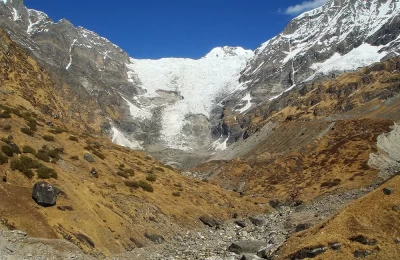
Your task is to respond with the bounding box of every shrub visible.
[124,181,140,188]
[124,168,135,176]
[0,153,8,164]
[35,151,50,162]
[42,135,55,142]
[154,166,165,172]
[146,174,157,182]
[22,145,36,155]
[10,155,40,178]
[47,149,60,158]
[172,192,181,197]
[139,181,154,192]
[0,113,11,118]
[37,165,57,179]
[1,137,11,144]
[68,136,79,142]
[20,128,34,136]
[1,145,14,157]
[27,121,37,131]
[119,163,125,168]
[117,171,129,178]
[70,155,79,160]
[48,127,65,134]
[93,142,101,149]
[2,124,11,130]
[93,150,105,160]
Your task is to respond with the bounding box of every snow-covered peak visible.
[204,46,253,59]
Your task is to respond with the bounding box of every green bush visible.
[172,192,181,197]
[93,150,105,160]
[70,155,79,160]
[2,124,11,130]
[37,165,57,179]
[139,181,154,192]
[117,171,129,178]
[68,136,79,142]
[0,153,8,165]
[22,145,36,155]
[10,155,41,178]
[124,181,140,188]
[35,151,50,162]
[124,168,135,176]
[1,145,14,157]
[47,149,60,158]
[42,135,55,142]
[20,128,34,136]
[146,174,157,182]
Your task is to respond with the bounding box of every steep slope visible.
[193,57,400,202]
[0,29,264,256]
[214,0,400,147]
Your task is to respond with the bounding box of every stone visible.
[295,223,312,232]
[395,238,400,244]
[32,182,58,207]
[249,216,264,226]
[350,235,377,246]
[234,220,247,228]
[144,233,165,244]
[90,168,98,178]
[256,244,274,258]
[199,215,221,228]
[240,254,262,260]
[328,242,341,250]
[392,205,400,212]
[353,250,370,258]
[291,246,327,259]
[383,187,394,195]
[83,152,95,163]
[228,240,266,254]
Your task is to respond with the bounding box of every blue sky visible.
[24,0,328,59]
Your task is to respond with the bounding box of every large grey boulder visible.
[228,240,267,254]
[32,182,57,207]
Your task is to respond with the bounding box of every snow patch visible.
[122,97,152,120]
[237,93,252,114]
[111,126,142,150]
[310,44,387,76]
[66,39,77,70]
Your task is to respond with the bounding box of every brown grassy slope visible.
[277,175,400,260]
[194,57,400,202]
[0,30,264,256]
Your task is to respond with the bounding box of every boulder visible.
[353,250,370,258]
[234,220,247,228]
[199,215,221,228]
[83,152,95,163]
[240,254,262,260]
[144,233,165,244]
[228,240,266,254]
[32,182,58,207]
[249,216,264,226]
[383,187,393,195]
[295,223,312,232]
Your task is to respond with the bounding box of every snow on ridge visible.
[66,39,77,70]
[309,43,387,77]
[236,93,252,114]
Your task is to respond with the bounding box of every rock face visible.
[32,182,57,207]
[239,0,400,101]
[219,0,400,146]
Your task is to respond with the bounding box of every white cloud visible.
[284,0,329,15]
